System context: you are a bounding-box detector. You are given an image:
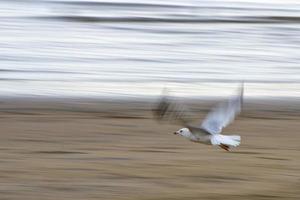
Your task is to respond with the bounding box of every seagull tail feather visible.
[211,135,241,148]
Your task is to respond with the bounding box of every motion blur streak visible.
[0,1,299,200]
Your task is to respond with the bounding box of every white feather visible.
[211,134,241,147]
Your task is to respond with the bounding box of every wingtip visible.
[239,82,244,111]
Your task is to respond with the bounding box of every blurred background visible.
[0,0,299,200]
[1,0,300,98]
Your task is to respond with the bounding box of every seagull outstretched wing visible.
[152,89,193,125]
[201,83,244,135]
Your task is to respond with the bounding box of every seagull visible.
[153,84,244,151]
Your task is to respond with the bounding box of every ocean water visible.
[0,0,300,98]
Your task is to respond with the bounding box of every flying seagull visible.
[153,84,244,151]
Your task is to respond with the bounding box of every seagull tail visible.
[211,135,241,148]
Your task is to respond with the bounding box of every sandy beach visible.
[0,97,299,200]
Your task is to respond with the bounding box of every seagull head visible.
[174,128,190,137]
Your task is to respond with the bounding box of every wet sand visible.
[0,97,299,200]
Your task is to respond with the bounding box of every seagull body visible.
[174,128,241,151]
[174,128,211,144]
[154,84,244,151]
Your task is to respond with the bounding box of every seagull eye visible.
[180,130,183,133]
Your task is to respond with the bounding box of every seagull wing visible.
[152,90,193,125]
[153,91,211,138]
[200,84,244,135]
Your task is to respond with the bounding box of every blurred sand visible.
[0,97,299,200]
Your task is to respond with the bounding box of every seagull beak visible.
[174,132,178,135]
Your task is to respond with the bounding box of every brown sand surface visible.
[0,98,299,200]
